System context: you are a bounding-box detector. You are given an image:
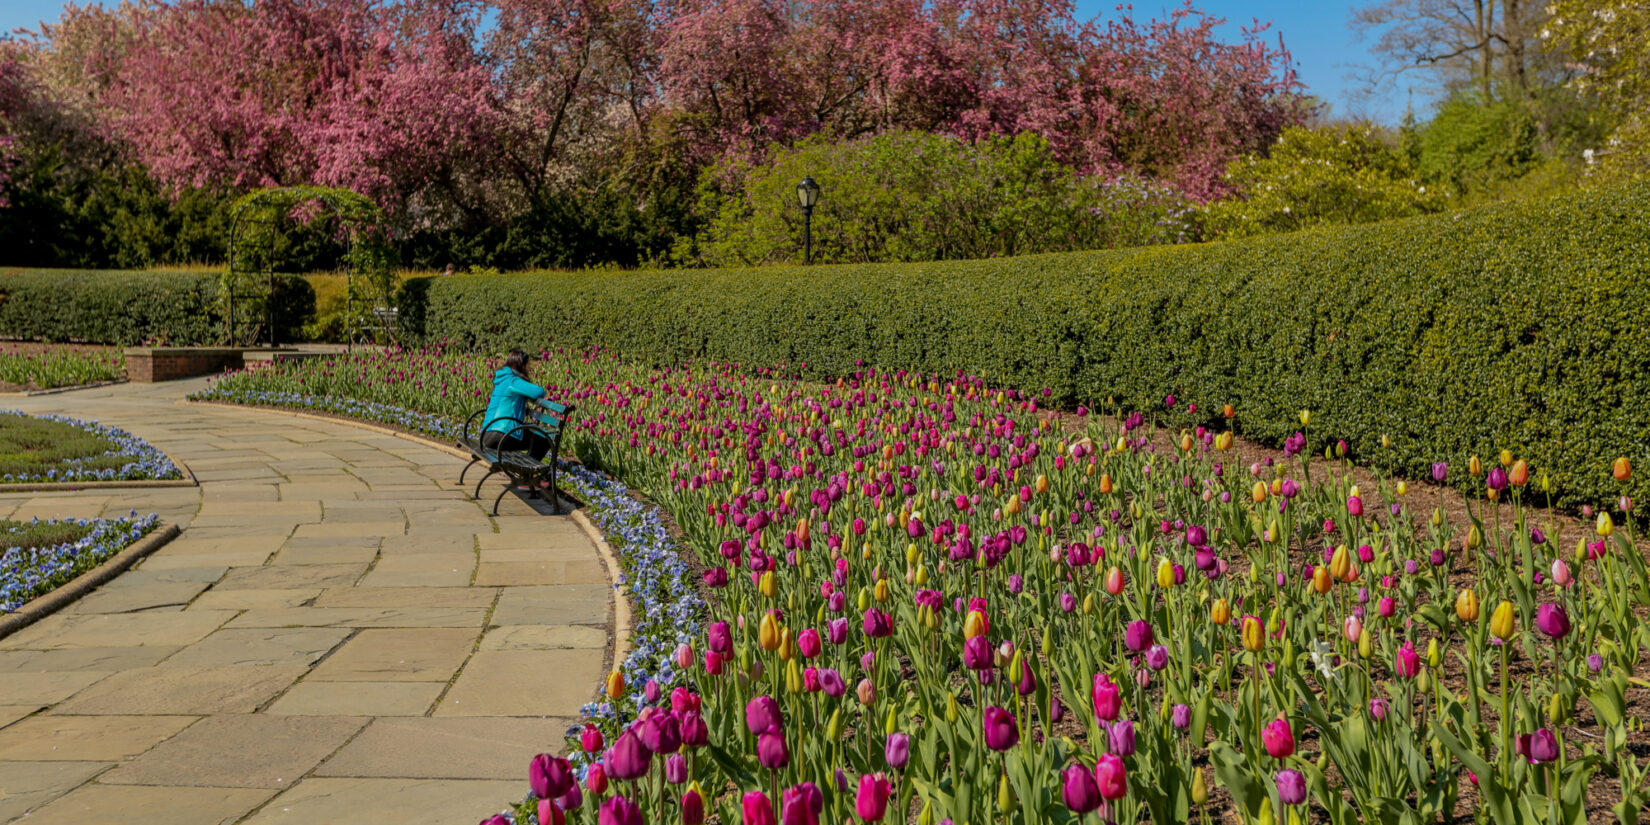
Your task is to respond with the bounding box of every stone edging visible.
[182,398,635,689]
[24,378,131,396]
[0,522,181,640]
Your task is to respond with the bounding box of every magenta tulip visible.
[746,695,782,735]
[884,732,910,770]
[1262,718,1295,758]
[1062,763,1100,814]
[1536,603,1570,639]
[855,772,891,821]
[1092,672,1121,721]
[530,753,575,800]
[1275,769,1307,805]
[1124,620,1153,652]
[1095,753,1128,800]
[598,795,642,825]
[1394,641,1420,679]
[983,706,1019,751]
[757,730,789,769]
[604,729,651,780]
[681,787,705,825]
[742,791,776,825]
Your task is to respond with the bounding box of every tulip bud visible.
[1426,638,1440,668]
[605,669,625,700]
[1613,456,1631,482]
[1190,767,1208,805]
[1357,627,1372,659]
[1489,600,1516,640]
[1455,589,1479,623]
[1395,480,1407,496]
[1156,558,1176,588]
[1548,692,1570,725]
[1469,455,1482,477]
[1299,410,1311,427]
[945,692,959,723]
[1597,512,1615,537]
[1211,598,1231,626]
[998,773,1016,815]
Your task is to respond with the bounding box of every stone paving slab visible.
[17,782,275,825]
[315,717,578,779]
[0,380,615,823]
[0,761,110,823]
[239,777,520,825]
[102,714,367,789]
[0,715,197,761]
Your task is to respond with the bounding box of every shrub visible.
[402,179,1650,510]
[0,269,314,345]
[677,130,1196,267]
[1201,124,1443,239]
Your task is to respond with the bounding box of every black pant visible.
[482,429,550,461]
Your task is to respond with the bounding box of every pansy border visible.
[1,512,164,613]
[0,410,182,483]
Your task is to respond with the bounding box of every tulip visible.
[1552,559,1572,588]
[856,679,876,705]
[1510,459,1529,486]
[604,669,625,700]
[855,772,892,821]
[1311,566,1333,594]
[581,723,604,754]
[1241,615,1264,652]
[1536,603,1570,639]
[963,610,989,639]
[1614,456,1631,481]
[1529,728,1559,764]
[863,608,893,637]
[1369,697,1388,720]
[681,785,706,825]
[664,753,689,785]
[680,711,709,749]
[1394,640,1420,678]
[757,730,789,769]
[1092,672,1121,721]
[1597,512,1614,537]
[1172,703,1191,730]
[1107,719,1136,756]
[742,791,776,825]
[1104,566,1124,595]
[759,613,782,651]
[963,635,994,670]
[746,695,781,735]
[604,729,651,780]
[796,628,821,658]
[530,754,575,800]
[1062,763,1101,814]
[884,733,910,770]
[538,797,565,825]
[1469,455,1482,477]
[1342,615,1362,643]
[585,763,607,794]
[1275,769,1306,806]
[1455,589,1479,622]
[1124,620,1154,652]
[1156,558,1175,588]
[1489,600,1517,640]
[1211,598,1231,625]
[1190,767,1208,805]
[642,713,681,754]
[1262,717,1295,758]
[1347,495,1364,516]
[708,621,732,653]
[983,706,1019,750]
[1145,644,1169,671]
[1095,753,1128,800]
[1487,466,1508,491]
[599,796,643,825]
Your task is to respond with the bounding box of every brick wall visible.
[124,348,246,382]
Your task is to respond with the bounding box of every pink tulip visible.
[1092,672,1120,721]
[1262,718,1295,758]
[1095,753,1128,800]
[855,772,892,821]
[1394,640,1420,679]
[742,791,776,825]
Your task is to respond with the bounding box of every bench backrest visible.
[533,400,574,435]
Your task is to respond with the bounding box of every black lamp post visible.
[796,176,820,264]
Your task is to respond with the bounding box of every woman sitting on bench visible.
[482,348,551,460]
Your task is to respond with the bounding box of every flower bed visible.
[0,343,123,391]
[0,512,163,612]
[0,410,182,483]
[197,347,1650,825]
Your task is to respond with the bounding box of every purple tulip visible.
[681,787,705,825]
[1145,644,1169,671]
[664,752,688,784]
[1536,603,1571,639]
[1275,769,1307,806]
[746,695,782,735]
[757,730,789,769]
[680,710,709,749]
[819,668,846,697]
[1124,620,1154,652]
[983,706,1019,751]
[598,795,642,825]
[1588,653,1604,673]
[780,787,816,825]
[1107,719,1136,757]
[1394,641,1420,679]
[1529,728,1559,764]
[826,617,849,644]
[1432,462,1448,483]
[530,753,574,800]
[1062,763,1101,814]
[1487,466,1508,491]
[603,729,651,780]
[1172,703,1191,730]
[885,733,910,770]
[641,713,681,754]
[1059,592,1077,612]
[963,635,993,670]
[862,608,893,638]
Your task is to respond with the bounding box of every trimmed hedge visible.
[401,180,1650,511]
[0,270,314,345]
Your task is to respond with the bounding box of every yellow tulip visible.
[963,610,988,639]
[1211,598,1231,626]
[873,578,889,603]
[1035,474,1049,494]
[1396,480,1408,496]
[605,669,626,700]
[1469,455,1483,477]
[915,564,929,586]
[1251,481,1268,503]
[1467,524,1483,548]
[1005,496,1021,516]
[905,544,920,564]
[1241,615,1264,651]
[1156,558,1176,588]
[1455,589,1479,623]
[758,612,782,651]
[759,570,778,598]
[778,628,796,661]
[1380,434,1391,449]
[1299,410,1311,427]
[1489,600,1516,640]
[1426,638,1440,668]
[1357,627,1372,659]
[1597,512,1615,537]
[1179,432,1194,452]
[1499,449,1514,467]
[1328,545,1351,580]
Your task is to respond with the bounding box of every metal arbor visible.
[224,186,395,349]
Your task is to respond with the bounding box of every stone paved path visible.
[0,379,612,825]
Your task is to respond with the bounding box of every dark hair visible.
[504,348,531,378]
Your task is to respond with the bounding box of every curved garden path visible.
[0,379,613,825]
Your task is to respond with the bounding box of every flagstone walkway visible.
[0,379,612,825]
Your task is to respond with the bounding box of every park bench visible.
[456,400,576,515]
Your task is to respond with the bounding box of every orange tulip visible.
[1613,456,1631,482]
[1509,459,1529,487]
[1311,565,1333,594]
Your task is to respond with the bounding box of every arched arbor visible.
[225,186,396,348]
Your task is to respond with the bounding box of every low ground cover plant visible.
[0,410,182,483]
[200,347,1650,824]
[0,512,162,612]
[0,343,123,390]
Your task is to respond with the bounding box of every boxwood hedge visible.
[403,180,1650,511]
[0,269,313,345]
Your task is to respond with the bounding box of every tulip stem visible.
[1500,643,1511,777]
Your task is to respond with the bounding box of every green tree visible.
[1201,124,1444,239]
[1413,90,1541,194]
[1545,0,1650,178]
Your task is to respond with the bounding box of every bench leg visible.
[491,483,512,516]
[457,456,481,486]
[473,466,500,500]
[547,464,561,514]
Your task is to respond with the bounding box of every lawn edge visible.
[0,521,180,640]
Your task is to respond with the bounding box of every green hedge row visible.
[401,180,1650,511]
[0,270,314,345]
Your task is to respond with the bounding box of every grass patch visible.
[0,411,181,483]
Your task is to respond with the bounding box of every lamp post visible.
[796,176,820,264]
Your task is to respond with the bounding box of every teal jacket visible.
[484,367,547,433]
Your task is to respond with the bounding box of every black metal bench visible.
[456,400,575,515]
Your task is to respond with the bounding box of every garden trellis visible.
[225,186,395,348]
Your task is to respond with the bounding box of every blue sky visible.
[2,0,1411,123]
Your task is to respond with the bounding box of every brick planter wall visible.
[124,348,247,382]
